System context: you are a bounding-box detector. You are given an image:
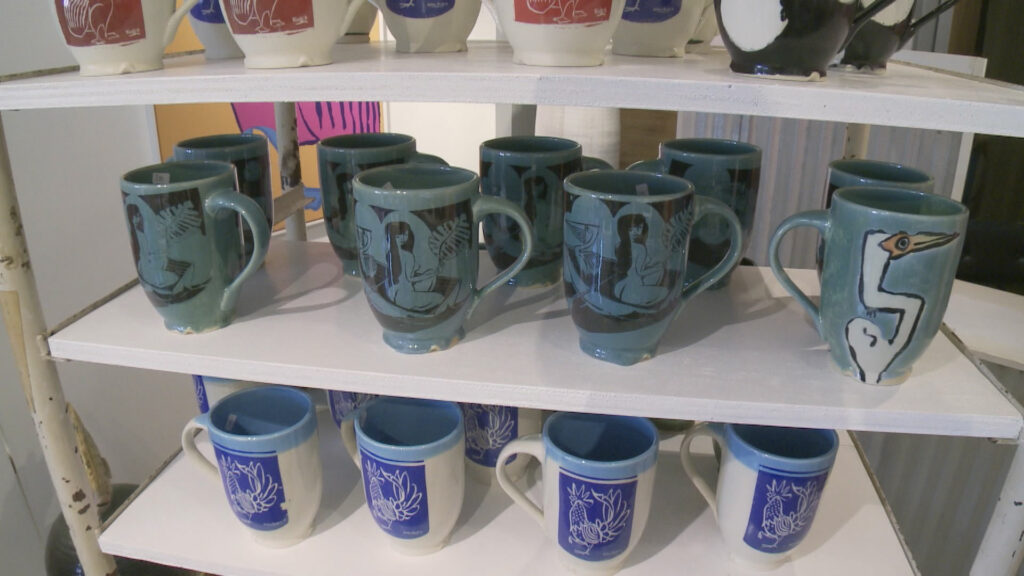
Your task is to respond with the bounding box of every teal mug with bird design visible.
[770,186,967,385]
[353,164,534,353]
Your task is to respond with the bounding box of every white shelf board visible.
[48,240,1023,439]
[3,42,1024,138]
[99,412,914,576]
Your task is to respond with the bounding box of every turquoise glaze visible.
[544,413,658,480]
[563,170,742,365]
[356,397,464,462]
[121,161,270,334]
[771,186,968,385]
[353,164,534,353]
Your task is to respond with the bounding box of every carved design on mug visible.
[558,472,636,560]
[325,159,396,262]
[362,456,429,538]
[386,0,457,18]
[845,229,960,384]
[462,404,517,467]
[123,188,211,307]
[327,390,377,425]
[191,0,227,24]
[193,375,210,413]
[514,0,613,25]
[622,0,682,23]
[669,160,758,246]
[56,0,146,47]
[225,0,315,34]
[214,448,288,530]
[745,469,828,553]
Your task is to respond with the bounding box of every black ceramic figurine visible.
[840,0,959,72]
[714,0,899,79]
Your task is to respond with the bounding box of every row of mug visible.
[53,0,953,76]
[122,129,965,384]
[184,383,840,572]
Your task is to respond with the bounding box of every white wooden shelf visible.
[99,411,913,576]
[48,239,1023,440]
[2,42,1024,138]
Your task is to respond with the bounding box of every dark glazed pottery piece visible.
[840,0,959,72]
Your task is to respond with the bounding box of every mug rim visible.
[354,163,478,192]
[122,160,235,191]
[724,423,838,472]
[481,135,582,155]
[565,170,694,203]
[833,185,967,218]
[355,397,464,461]
[175,132,268,153]
[661,138,762,158]
[829,158,933,185]
[543,412,658,479]
[318,132,416,151]
[207,386,316,452]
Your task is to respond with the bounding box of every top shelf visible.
[3,42,1024,138]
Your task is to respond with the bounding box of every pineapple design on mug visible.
[361,452,430,539]
[558,472,637,560]
[745,470,827,552]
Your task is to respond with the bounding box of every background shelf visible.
[48,240,1023,439]
[98,412,914,576]
[2,42,1024,137]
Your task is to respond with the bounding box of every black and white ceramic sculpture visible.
[840,0,959,72]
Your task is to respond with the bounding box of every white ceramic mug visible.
[680,422,839,568]
[51,0,199,76]
[191,375,261,413]
[218,0,367,68]
[181,386,322,547]
[612,0,706,58]
[683,0,716,53]
[496,412,658,574]
[341,397,465,554]
[460,403,542,483]
[370,0,481,53]
[188,0,245,59]
[483,0,629,66]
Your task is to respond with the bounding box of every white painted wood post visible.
[0,118,117,575]
[971,438,1024,576]
[274,102,307,242]
[844,123,871,159]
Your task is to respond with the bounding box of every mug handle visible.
[679,196,743,303]
[205,188,271,318]
[768,210,828,332]
[843,0,899,51]
[181,413,220,479]
[582,156,614,171]
[495,435,545,526]
[465,196,534,318]
[340,421,362,470]
[337,0,369,38]
[679,421,725,521]
[480,0,505,39]
[164,0,202,49]
[625,159,665,173]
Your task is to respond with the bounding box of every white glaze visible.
[612,0,705,58]
[719,0,787,53]
[370,0,482,53]
[864,0,914,26]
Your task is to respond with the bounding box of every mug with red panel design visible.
[483,0,628,66]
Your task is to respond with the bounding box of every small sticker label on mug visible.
[515,0,614,25]
[54,0,147,47]
[152,173,171,185]
[224,0,315,35]
[386,0,457,18]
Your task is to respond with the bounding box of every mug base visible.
[383,329,464,354]
[512,50,606,67]
[164,317,232,335]
[340,258,361,277]
[831,358,912,387]
[611,45,685,58]
[834,61,889,75]
[728,60,824,82]
[78,60,163,77]
[386,534,451,555]
[395,40,469,54]
[579,339,654,366]
[249,522,314,548]
[508,260,562,288]
[727,552,788,571]
[242,52,333,69]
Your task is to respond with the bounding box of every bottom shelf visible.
[100,409,913,576]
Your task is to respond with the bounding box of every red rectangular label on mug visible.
[514,0,613,25]
[223,0,315,35]
[54,0,146,47]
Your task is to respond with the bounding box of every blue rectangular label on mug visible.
[557,470,637,562]
[213,446,288,531]
[462,404,518,467]
[361,450,429,539]
[743,467,830,554]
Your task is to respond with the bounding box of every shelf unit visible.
[3,41,1024,576]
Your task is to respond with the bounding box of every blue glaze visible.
[386,0,456,18]
[355,397,464,462]
[191,0,226,23]
[545,413,657,481]
[204,386,316,454]
[622,0,682,23]
[462,404,519,467]
[326,390,378,427]
[360,450,431,539]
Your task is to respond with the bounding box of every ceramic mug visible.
[189,0,245,59]
[612,0,707,58]
[770,186,967,385]
[353,164,534,353]
[483,0,629,66]
[317,133,446,276]
[181,386,322,547]
[563,170,742,365]
[51,0,199,76]
[192,375,261,414]
[173,133,274,262]
[480,136,612,287]
[340,397,466,554]
[629,138,761,289]
[326,389,378,445]
[714,0,898,79]
[460,403,543,483]
[684,0,717,53]
[496,412,658,574]
[680,422,839,568]
[840,0,959,72]
[120,161,270,334]
[368,0,481,52]
[219,0,367,68]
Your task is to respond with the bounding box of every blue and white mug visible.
[495,412,658,574]
[191,375,260,414]
[460,403,542,483]
[181,386,322,547]
[340,397,465,554]
[680,423,839,568]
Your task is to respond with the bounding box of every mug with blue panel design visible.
[366,0,481,52]
[340,397,465,554]
[612,0,711,57]
[191,375,260,413]
[680,423,838,568]
[188,0,244,59]
[459,403,543,483]
[496,412,658,574]
[563,170,742,365]
[181,386,322,547]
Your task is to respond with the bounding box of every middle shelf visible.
[48,239,1022,439]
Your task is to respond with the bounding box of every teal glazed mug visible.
[121,161,270,334]
[630,138,761,289]
[318,133,446,276]
[353,164,534,353]
[563,170,742,365]
[770,186,968,385]
[480,136,612,288]
[173,133,274,261]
